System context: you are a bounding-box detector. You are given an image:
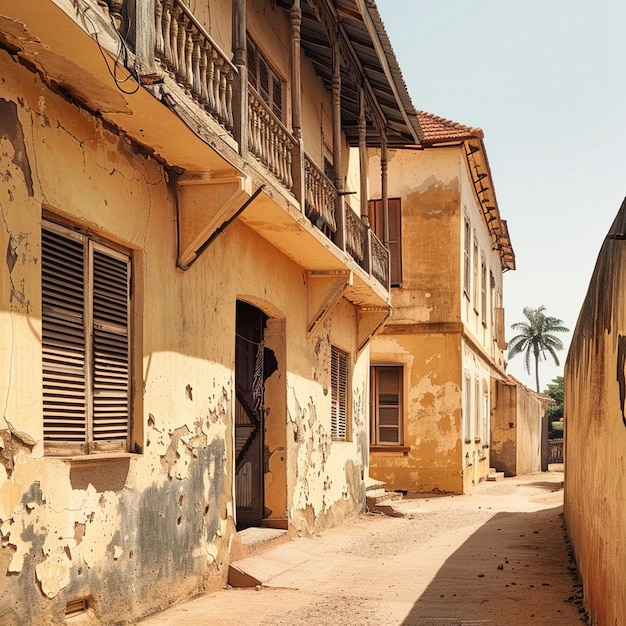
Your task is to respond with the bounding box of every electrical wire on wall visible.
[83,2,140,95]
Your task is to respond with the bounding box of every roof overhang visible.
[292,0,421,147]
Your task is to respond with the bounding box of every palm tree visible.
[508,306,569,392]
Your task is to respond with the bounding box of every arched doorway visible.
[234,300,280,529]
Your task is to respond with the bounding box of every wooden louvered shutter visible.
[271,75,282,119]
[368,198,402,286]
[387,198,402,287]
[331,347,348,440]
[91,243,130,451]
[259,57,270,105]
[42,225,88,454]
[42,221,131,455]
[375,366,402,444]
[247,40,257,92]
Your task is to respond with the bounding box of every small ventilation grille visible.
[65,598,88,617]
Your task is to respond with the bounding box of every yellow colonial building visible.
[0,0,420,622]
[367,112,515,495]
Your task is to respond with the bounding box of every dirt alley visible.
[140,471,587,626]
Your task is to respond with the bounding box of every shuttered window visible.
[42,220,131,455]
[247,37,285,121]
[368,198,402,286]
[463,216,471,297]
[463,371,472,442]
[371,366,403,445]
[331,346,348,440]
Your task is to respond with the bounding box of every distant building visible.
[367,112,515,494]
[490,376,550,476]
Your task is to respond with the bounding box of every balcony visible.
[148,0,390,292]
[2,0,396,307]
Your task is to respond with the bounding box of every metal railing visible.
[548,439,564,464]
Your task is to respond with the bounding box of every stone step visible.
[366,488,403,508]
[487,471,505,481]
[364,477,386,492]
[228,543,309,588]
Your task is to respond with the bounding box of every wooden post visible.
[358,87,369,225]
[290,0,305,209]
[232,0,248,157]
[130,0,157,75]
[332,34,345,250]
[381,133,389,249]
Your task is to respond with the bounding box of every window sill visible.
[370,445,410,454]
[49,452,140,464]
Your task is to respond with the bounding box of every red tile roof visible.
[417,111,484,145]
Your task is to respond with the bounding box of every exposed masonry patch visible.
[0,98,33,196]
[0,429,34,479]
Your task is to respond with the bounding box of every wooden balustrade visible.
[154,0,235,130]
[304,156,336,234]
[370,230,390,289]
[345,208,366,265]
[247,87,294,189]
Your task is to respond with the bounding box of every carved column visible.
[381,133,389,248]
[290,0,305,209]
[358,87,369,225]
[130,0,157,75]
[332,33,345,250]
[232,0,248,156]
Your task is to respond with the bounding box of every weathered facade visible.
[0,0,420,622]
[490,377,549,477]
[367,112,515,494]
[564,197,626,625]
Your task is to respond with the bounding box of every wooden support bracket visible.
[357,306,391,352]
[177,172,252,268]
[307,270,353,334]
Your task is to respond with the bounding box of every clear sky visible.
[377,0,626,392]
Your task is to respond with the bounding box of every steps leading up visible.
[487,468,505,481]
[365,477,403,512]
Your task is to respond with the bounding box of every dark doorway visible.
[235,301,269,529]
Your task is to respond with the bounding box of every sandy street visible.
[140,471,587,626]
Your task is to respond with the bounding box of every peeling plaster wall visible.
[490,381,518,476]
[368,146,506,495]
[0,50,233,624]
[287,298,368,534]
[0,51,368,624]
[564,201,626,626]
[370,332,464,494]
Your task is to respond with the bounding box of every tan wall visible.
[369,147,462,322]
[368,145,506,494]
[0,51,368,625]
[490,381,544,476]
[370,332,464,494]
[564,208,626,625]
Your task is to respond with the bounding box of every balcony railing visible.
[118,0,390,292]
[345,208,366,266]
[248,87,294,189]
[154,0,235,130]
[304,156,336,234]
[370,231,390,289]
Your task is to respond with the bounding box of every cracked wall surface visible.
[0,40,370,623]
[368,144,507,495]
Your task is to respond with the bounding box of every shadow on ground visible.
[401,506,586,626]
